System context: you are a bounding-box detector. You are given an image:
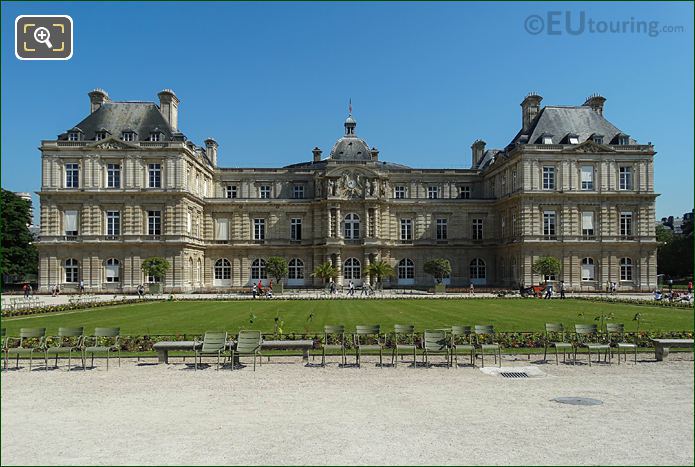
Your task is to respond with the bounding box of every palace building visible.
[36,89,658,292]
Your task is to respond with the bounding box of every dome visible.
[329,136,372,160]
[345,115,356,125]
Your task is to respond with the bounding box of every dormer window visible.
[538,133,554,145]
[95,131,108,141]
[121,131,136,142]
[566,133,579,145]
[591,134,604,144]
[68,132,80,141]
[613,133,630,145]
[149,132,162,142]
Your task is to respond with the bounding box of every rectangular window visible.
[254,218,266,240]
[427,186,440,199]
[147,210,161,235]
[65,163,79,188]
[569,135,579,145]
[149,132,161,142]
[64,210,78,235]
[400,219,412,241]
[581,212,595,239]
[542,166,555,190]
[95,131,107,141]
[436,218,448,240]
[226,185,237,199]
[105,261,119,283]
[215,218,229,241]
[106,211,120,236]
[580,165,594,191]
[543,211,556,238]
[68,132,79,141]
[394,186,406,199]
[148,163,161,188]
[472,218,483,240]
[460,186,471,199]
[107,164,121,188]
[259,185,271,199]
[186,212,192,233]
[290,218,302,241]
[620,212,633,237]
[121,132,135,142]
[293,185,305,199]
[619,166,632,190]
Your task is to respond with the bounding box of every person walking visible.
[28,284,33,297]
[544,282,553,299]
[559,280,566,299]
[469,282,474,295]
[668,279,674,301]
[79,280,85,295]
[252,283,257,299]
[688,280,693,295]
[23,283,29,298]
[611,281,617,295]
[348,281,355,296]
[330,280,337,295]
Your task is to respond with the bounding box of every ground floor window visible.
[470,258,486,279]
[398,258,415,279]
[288,258,304,279]
[65,258,79,283]
[343,258,361,280]
[105,258,120,282]
[214,258,231,285]
[581,258,595,281]
[620,257,633,281]
[251,259,267,280]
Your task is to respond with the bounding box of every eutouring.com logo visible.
[524,11,684,37]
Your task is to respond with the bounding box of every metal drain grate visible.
[500,371,529,378]
[552,397,603,406]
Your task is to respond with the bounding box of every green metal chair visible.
[231,330,263,371]
[450,326,475,367]
[422,330,450,368]
[606,323,637,364]
[574,324,611,366]
[6,328,47,370]
[193,331,228,370]
[354,325,384,368]
[392,324,417,368]
[474,325,502,368]
[1,328,7,369]
[543,323,573,365]
[83,327,121,370]
[46,327,84,370]
[320,325,347,367]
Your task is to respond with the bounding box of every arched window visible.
[214,258,231,285]
[251,259,267,280]
[398,258,415,279]
[189,258,194,284]
[470,258,486,279]
[620,257,633,281]
[196,258,202,284]
[105,258,120,283]
[344,213,360,240]
[343,258,361,280]
[65,258,79,283]
[581,257,595,281]
[288,259,304,279]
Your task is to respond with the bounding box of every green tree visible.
[656,223,693,279]
[311,261,338,284]
[140,257,170,282]
[531,256,561,283]
[266,256,288,284]
[365,259,395,286]
[0,189,38,287]
[423,258,452,284]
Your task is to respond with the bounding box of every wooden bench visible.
[152,339,315,364]
[652,339,694,361]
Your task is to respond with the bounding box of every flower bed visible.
[1,298,155,318]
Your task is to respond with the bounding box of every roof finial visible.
[348,98,352,116]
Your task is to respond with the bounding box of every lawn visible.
[2,299,693,336]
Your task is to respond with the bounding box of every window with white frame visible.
[186,212,192,234]
[107,163,120,188]
[288,258,304,279]
[148,163,161,188]
[542,166,555,190]
[581,257,595,281]
[226,185,237,199]
[470,258,486,279]
[436,218,448,240]
[293,185,305,199]
[427,186,440,199]
[543,211,556,238]
[147,210,161,235]
[105,258,120,282]
[214,258,231,282]
[398,258,415,279]
[65,258,79,283]
[146,274,161,283]
[581,212,595,238]
[121,131,136,142]
[215,218,229,241]
[343,258,361,280]
[617,135,630,145]
[344,213,360,240]
[95,131,108,141]
[65,163,79,188]
[460,185,471,199]
[259,185,271,199]
[68,131,80,141]
[620,257,633,281]
[251,259,267,279]
[568,135,580,145]
[580,165,594,190]
[149,132,161,142]
[400,218,412,241]
[394,186,406,199]
[253,218,265,241]
[619,166,632,190]
[106,211,120,236]
[290,218,302,241]
[64,210,78,235]
[472,218,483,240]
[592,134,604,144]
[620,212,633,237]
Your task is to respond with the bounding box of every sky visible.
[2,1,693,223]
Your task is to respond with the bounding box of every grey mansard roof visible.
[329,135,372,161]
[58,102,180,141]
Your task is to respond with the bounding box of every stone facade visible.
[37,89,658,292]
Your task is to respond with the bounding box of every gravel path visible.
[2,355,693,465]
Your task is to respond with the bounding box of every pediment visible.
[88,137,140,150]
[562,140,615,154]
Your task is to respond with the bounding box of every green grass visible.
[2,299,692,336]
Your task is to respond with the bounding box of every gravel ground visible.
[2,354,693,466]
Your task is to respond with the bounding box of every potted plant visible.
[424,258,451,294]
[140,257,170,294]
[366,259,395,291]
[531,256,562,292]
[266,256,288,294]
[311,261,339,288]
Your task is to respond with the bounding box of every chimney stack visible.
[583,93,606,115]
[370,147,379,161]
[205,138,218,167]
[520,92,542,132]
[158,89,179,131]
[88,88,109,113]
[471,140,486,168]
[312,147,322,163]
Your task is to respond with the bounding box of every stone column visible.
[336,207,342,239]
[335,252,343,286]
[327,208,333,238]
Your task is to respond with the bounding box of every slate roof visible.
[58,102,181,141]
